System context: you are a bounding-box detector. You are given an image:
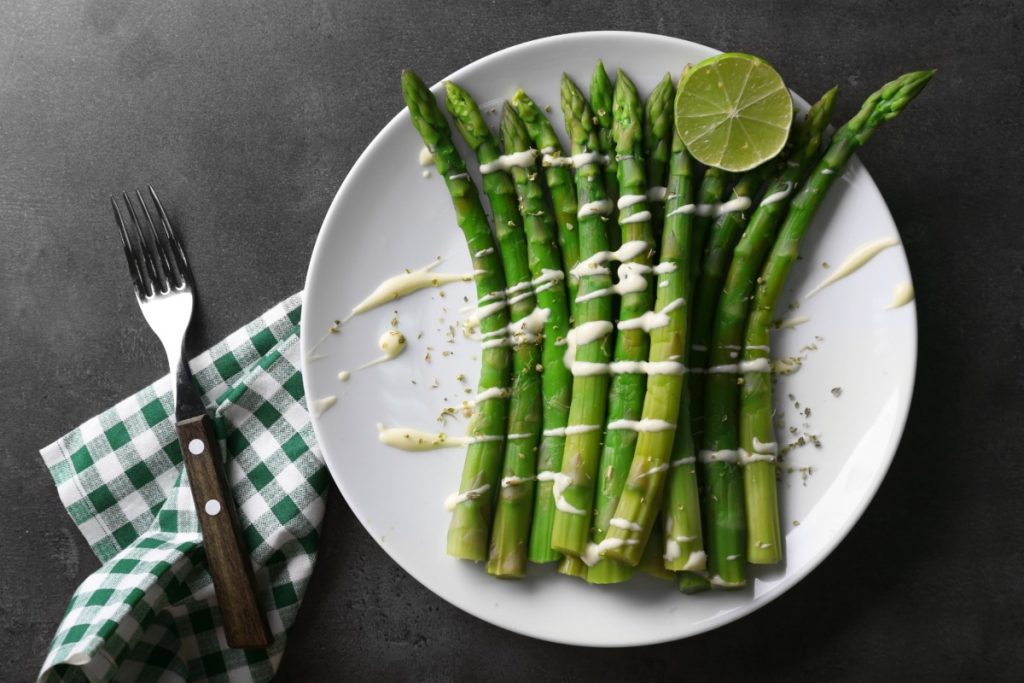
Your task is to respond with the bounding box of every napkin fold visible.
[37,294,326,683]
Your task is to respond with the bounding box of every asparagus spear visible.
[688,167,733,289]
[585,70,655,584]
[741,71,934,564]
[599,81,694,569]
[512,90,582,314]
[643,73,675,245]
[590,60,619,250]
[656,124,707,582]
[549,74,616,558]
[401,71,512,561]
[444,82,544,578]
[499,103,574,567]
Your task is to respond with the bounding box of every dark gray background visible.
[1,0,1020,680]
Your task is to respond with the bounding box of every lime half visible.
[675,53,793,172]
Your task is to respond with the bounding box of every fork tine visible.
[122,191,165,293]
[135,188,178,288]
[148,186,192,286]
[112,196,148,298]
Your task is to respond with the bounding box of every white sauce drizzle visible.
[805,237,901,298]
[616,297,686,333]
[418,146,435,167]
[478,149,537,174]
[581,537,639,566]
[480,306,550,349]
[775,315,810,330]
[536,471,585,515]
[709,574,741,588]
[575,262,649,303]
[473,298,508,322]
[705,358,772,374]
[670,456,696,467]
[570,240,650,279]
[444,484,491,511]
[542,424,601,437]
[473,387,511,403]
[617,194,647,209]
[620,210,652,225]
[541,151,608,168]
[666,196,751,218]
[759,181,793,207]
[606,419,675,432]
[578,199,615,219]
[684,550,707,571]
[310,395,337,417]
[474,247,494,258]
[740,437,779,465]
[636,463,670,479]
[886,281,915,310]
[377,424,502,451]
[699,449,739,464]
[501,475,534,488]
[348,258,472,318]
[647,186,668,202]
[340,330,408,377]
[609,517,643,532]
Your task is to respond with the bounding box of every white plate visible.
[301,31,917,647]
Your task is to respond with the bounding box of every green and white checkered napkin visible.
[37,294,326,682]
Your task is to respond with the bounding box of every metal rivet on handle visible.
[205,499,222,516]
[188,439,204,455]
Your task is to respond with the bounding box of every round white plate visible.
[301,31,917,647]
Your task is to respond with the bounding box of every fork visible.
[113,187,272,649]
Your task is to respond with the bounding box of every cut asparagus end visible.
[557,554,588,580]
[678,571,711,594]
[745,461,783,564]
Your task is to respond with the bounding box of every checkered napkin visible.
[37,294,327,682]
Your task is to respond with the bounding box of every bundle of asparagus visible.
[399,58,933,592]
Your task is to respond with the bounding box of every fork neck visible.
[173,349,207,421]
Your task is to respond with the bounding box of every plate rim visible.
[301,29,918,647]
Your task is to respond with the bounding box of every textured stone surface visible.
[1,0,1020,680]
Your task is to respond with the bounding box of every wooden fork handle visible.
[177,414,273,649]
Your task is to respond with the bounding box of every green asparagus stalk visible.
[741,71,934,564]
[700,89,836,585]
[401,71,512,561]
[512,90,582,315]
[444,82,543,578]
[549,74,616,558]
[643,73,675,245]
[637,521,675,581]
[499,104,574,566]
[584,70,655,584]
[647,83,705,577]
[590,60,619,250]
[599,79,694,569]
[688,167,732,288]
